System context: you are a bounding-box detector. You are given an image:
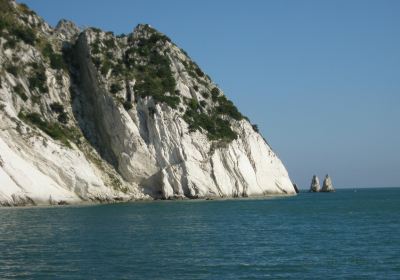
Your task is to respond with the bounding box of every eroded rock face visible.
[0,0,295,206]
[309,175,321,192]
[321,175,335,192]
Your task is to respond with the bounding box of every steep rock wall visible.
[0,0,295,206]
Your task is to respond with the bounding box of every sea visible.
[0,188,399,279]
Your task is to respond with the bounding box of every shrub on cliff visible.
[216,95,243,120]
[12,26,35,45]
[13,84,27,101]
[110,83,123,94]
[42,43,64,70]
[211,87,220,101]
[123,101,133,111]
[50,102,64,114]
[18,112,70,146]
[184,107,238,142]
[5,64,18,76]
[252,124,259,133]
[57,112,69,124]
[28,63,48,93]
[201,91,209,99]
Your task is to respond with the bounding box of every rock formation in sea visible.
[321,174,335,192]
[309,175,321,192]
[0,0,296,206]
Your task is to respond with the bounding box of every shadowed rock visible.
[293,183,300,194]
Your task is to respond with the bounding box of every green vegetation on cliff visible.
[42,43,65,70]
[28,63,47,93]
[126,28,179,109]
[183,88,243,141]
[18,111,71,147]
[87,24,246,141]
[183,96,239,142]
[0,0,36,45]
[183,108,238,141]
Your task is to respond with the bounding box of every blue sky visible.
[21,0,400,188]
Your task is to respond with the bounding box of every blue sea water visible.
[0,188,399,279]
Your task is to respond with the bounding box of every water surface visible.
[0,188,399,279]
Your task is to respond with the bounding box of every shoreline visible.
[0,192,297,209]
[2,187,399,209]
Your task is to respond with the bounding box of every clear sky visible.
[21,0,400,189]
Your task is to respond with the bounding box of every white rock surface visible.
[0,2,296,206]
[309,175,320,192]
[0,105,142,206]
[55,19,80,42]
[321,174,335,192]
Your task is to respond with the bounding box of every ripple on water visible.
[0,188,399,279]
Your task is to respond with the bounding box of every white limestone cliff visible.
[0,0,295,206]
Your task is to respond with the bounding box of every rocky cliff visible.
[0,0,295,206]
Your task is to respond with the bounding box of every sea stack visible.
[321,174,335,192]
[309,175,320,192]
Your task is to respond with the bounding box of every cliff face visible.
[0,0,295,206]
